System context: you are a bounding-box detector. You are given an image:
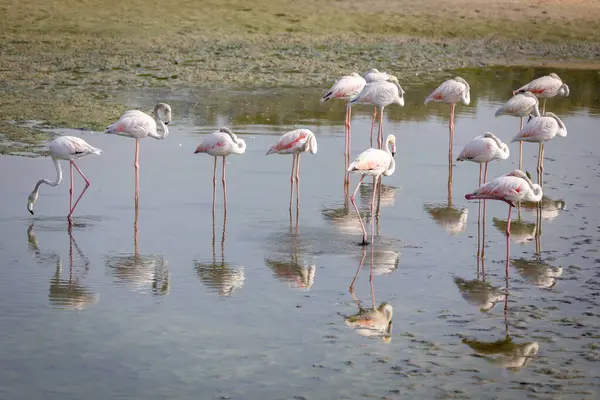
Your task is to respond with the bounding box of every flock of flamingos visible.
[25,70,569,259]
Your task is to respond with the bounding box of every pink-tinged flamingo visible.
[266,129,318,213]
[27,136,102,225]
[511,112,567,186]
[457,132,510,186]
[320,73,366,159]
[495,92,540,170]
[513,73,570,114]
[347,134,396,245]
[194,127,247,217]
[105,103,172,203]
[362,69,400,146]
[424,77,471,164]
[466,170,542,275]
[349,80,405,149]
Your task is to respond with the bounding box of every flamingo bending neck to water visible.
[27,136,102,225]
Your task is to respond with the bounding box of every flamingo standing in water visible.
[466,170,543,237]
[348,134,396,245]
[495,92,540,170]
[511,112,567,186]
[362,69,400,145]
[320,73,366,158]
[424,77,471,164]
[457,133,510,186]
[266,129,318,212]
[105,103,172,202]
[350,80,405,149]
[27,136,102,224]
[194,128,247,216]
[513,73,570,114]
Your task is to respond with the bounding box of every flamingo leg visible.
[345,104,351,155]
[506,204,513,238]
[484,162,488,184]
[134,139,140,202]
[375,175,382,218]
[369,246,375,308]
[68,161,74,224]
[295,153,301,211]
[519,117,524,170]
[212,157,217,217]
[477,165,482,259]
[222,156,227,219]
[542,98,546,115]
[537,143,542,185]
[370,175,378,244]
[539,143,545,187]
[370,107,377,148]
[377,106,384,149]
[68,161,91,223]
[350,175,368,246]
[478,163,482,187]
[506,204,512,277]
[349,248,367,293]
[481,200,487,261]
[449,103,455,165]
[289,154,296,212]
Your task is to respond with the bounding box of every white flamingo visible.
[495,91,540,169]
[266,129,318,212]
[513,73,570,114]
[457,132,510,186]
[424,77,471,163]
[320,73,366,157]
[27,136,102,224]
[105,103,172,202]
[349,81,405,149]
[511,112,567,186]
[347,134,397,245]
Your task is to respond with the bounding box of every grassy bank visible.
[1,0,599,155]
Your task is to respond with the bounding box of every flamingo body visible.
[512,112,567,143]
[195,128,247,157]
[513,73,569,99]
[363,68,398,84]
[465,170,543,206]
[457,133,510,164]
[320,73,366,103]
[425,77,470,106]
[350,80,405,108]
[495,92,540,118]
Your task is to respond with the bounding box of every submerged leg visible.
[349,248,367,292]
[350,176,368,245]
[370,175,378,244]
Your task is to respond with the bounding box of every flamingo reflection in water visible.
[28,224,98,310]
[424,161,468,235]
[344,248,394,343]
[194,210,244,297]
[105,205,170,296]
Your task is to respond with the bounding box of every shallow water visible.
[1,67,600,399]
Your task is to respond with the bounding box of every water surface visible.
[1,67,599,399]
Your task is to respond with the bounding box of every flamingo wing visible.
[457,136,493,162]
[51,136,102,158]
[348,148,390,172]
[425,79,464,104]
[495,94,537,117]
[514,75,561,96]
[321,74,366,103]
[267,129,311,154]
[513,116,555,142]
[105,110,156,138]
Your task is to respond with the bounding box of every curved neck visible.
[383,138,395,176]
[148,109,169,139]
[234,139,246,154]
[531,102,541,117]
[552,115,567,135]
[308,133,318,154]
[520,174,543,201]
[33,158,62,193]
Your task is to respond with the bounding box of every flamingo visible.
[26,136,102,225]
[513,73,570,114]
[349,80,405,149]
[465,170,543,238]
[495,92,540,170]
[457,132,510,186]
[347,134,396,245]
[266,129,318,212]
[194,127,247,216]
[105,103,172,202]
[362,69,400,144]
[424,77,471,164]
[511,112,567,186]
[320,73,366,158]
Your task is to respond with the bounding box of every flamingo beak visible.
[27,202,34,215]
[165,121,170,125]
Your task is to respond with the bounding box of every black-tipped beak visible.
[165,121,170,125]
[28,208,34,215]
[527,114,533,122]
[392,152,396,157]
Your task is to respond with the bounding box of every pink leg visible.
[478,163,482,187]
[134,139,140,202]
[449,104,455,166]
[68,160,91,223]
[289,154,296,212]
[295,153,301,211]
[506,204,513,237]
[378,106,384,149]
[539,143,545,187]
[369,246,375,308]
[222,156,227,218]
[347,106,352,157]
[68,161,74,224]
[481,200,487,261]
[212,157,217,217]
[345,104,351,155]
[349,248,367,292]
[484,162,488,184]
[506,205,512,277]
[370,107,377,148]
[350,175,368,245]
[370,175,378,244]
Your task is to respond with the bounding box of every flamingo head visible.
[387,134,397,156]
[154,103,172,125]
[27,191,38,215]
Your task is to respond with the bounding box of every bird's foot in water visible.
[359,238,369,246]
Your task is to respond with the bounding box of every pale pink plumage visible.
[424,77,470,106]
[363,68,397,83]
[495,92,540,118]
[513,73,570,99]
[266,129,317,212]
[457,133,510,186]
[512,112,567,143]
[466,171,542,206]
